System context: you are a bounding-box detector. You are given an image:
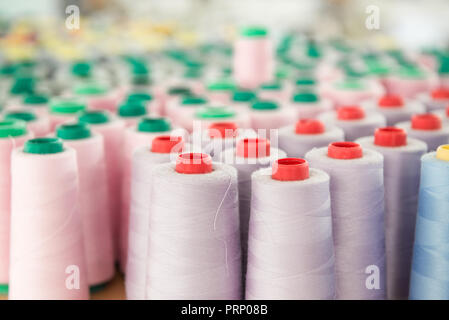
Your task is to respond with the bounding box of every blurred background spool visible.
[233,26,273,89]
[246,158,335,299]
[221,137,286,281]
[278,119,344,158]
[48,98,87,131]
[56,123,114,291]
[306,142,386,300]
[146,153,241,299]
[289,91,333,119]
[409,145,449,300]
[9,138,89,299]
[0,120,30,295]
[120,116,180,272]
[249,100,295,137]
[319,105,386,141]
[79,110,126,263]
[73,82,118,113]
[361,94,426,126]
[4,109,50,137]
[357,127,427,300]
[21,94,50,118]
[418,87,449,112]
[397,113,449,151]
[116,100,148,127]
[126,135,185,300]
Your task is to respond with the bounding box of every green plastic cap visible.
[132,74,151,85]
[71,62,91,77]
[74,82,107,96]
[137,117,172,132]
[181,96,207,105]
[184,68,203,79]
[232,90,256,102]
[260,82,282,90]
[207,80,236,91]
[336,79,365,90]
[293,92,319,103]
[296,78,316,86]
[10,77,35,95]
[251,100,279,110]
[438,59,449,74]
[23,94,49,105]
[50,98,86,115]
[240,26,268,37]
[79,110,110,124]
[127,92,153,102]
[5,110,37,122]
[168,86,191,96]
[24,137,64,154]
[195,106,236,119]
[56,123,91,140]
[0,119,27,138]
[118,101,147,117]
[398,66,425,79]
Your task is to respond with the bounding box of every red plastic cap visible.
[272,158,309,181]
[374,127,407,147]
[208,122,238,139]
[328,141,363,159]
[337,106,365,120]
[411,113,442,130]
[431,87,449,100]
[175,153,213,174]
[295,119,325,134]
[236,138,270,158]
[378,95,404,108]
[151,135,184,153]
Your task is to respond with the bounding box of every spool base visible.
[0,284,8,295]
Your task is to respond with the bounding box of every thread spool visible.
[159,85,193,116]
[231,90,257,108]
[246,158,336,299]
[278,119,345,158]
[258,82,289,103]
[418,87,449,112]
[249,100,295,137]
[396,113,449,151]
[433,105,449,124]
[126,92,163,116]
[361,94,426,126]
[56,123,114,289]
[233,26,273,89]
[117,100,148,127]
[319,106,386,141]
[221,138,286,281]
[322,78,384,107]
[409,145,449,299]
[146,153,241,299]
[4,109,50,137]
[22,94,49,117]
[120,116,180,272]
[9,138,89,299]
[206,80,237,104]
[49,98,87,131]
[126,135,185,299]
[0,120,31,295]
[194,105,251,133]
[289,91,333,119]
[356,128,427,300]
[166,96,208,131]
[385,67,437,99]
[305,142,386,300]
[79,110,126,262]
[74,82,118,112]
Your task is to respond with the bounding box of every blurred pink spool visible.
[119,117,178,272]
[9,138,89,299]
[3,109,51,137]
[0,121,31,293]
[56,125,114,287]
[289,92,333,119]
[321,78,384,107]
[249,100,295,138]
[233,27,273,89]
[79,111,126,262]
[48,98,87,132]
[384,69,437,99]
